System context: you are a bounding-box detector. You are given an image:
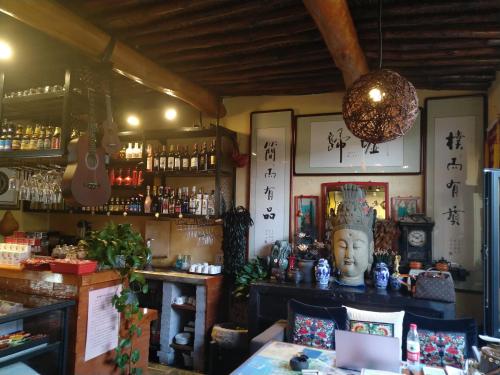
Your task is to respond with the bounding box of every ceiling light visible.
[164,108,177,121]
[0,41,12,60]
[126,115,140,127]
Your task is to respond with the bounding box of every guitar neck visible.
[105,93,113,126]
[87,87,97,155]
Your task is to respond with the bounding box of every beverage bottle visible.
[153,146,160,172]
[199,141,207,171]
[167,144,175,172]
[181,146,190,171]
[51,126,61,150]
[407,323,420,368]
[144,186,152,214]
[174,145,181,171]
[123,168,132,186]
[190,143,199,171]
[160,145,167,172]
[146,144,153,172]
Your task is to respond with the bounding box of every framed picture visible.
[425,94,486,273]
[293,111,422,175]
[294,195,319,244]
[248,109,293,259]
[390,196,422,221]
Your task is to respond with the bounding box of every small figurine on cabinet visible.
[331,184,375,287]
[268,240,291,281]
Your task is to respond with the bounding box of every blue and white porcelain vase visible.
[373,262,390,289]
[315,258,331,286]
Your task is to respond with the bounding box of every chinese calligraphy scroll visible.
[249,110,292,259]
[294,112,422,175]
[426,95,485,274]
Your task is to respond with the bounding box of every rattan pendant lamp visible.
[342,0,419,144]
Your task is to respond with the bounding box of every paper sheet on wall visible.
[85,284,122,361]
[309,120,404,168]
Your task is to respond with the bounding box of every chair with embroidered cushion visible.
[402,311,478,369]
[250,299,348,354]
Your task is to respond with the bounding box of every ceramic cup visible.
[202,265,209,274]
[195,265,202,273]
[174,296,185,305]
[189,265,196,272]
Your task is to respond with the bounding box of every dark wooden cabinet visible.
[248,281,456,338]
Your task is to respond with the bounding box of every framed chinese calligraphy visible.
[425,95,486,273]
[294,195,319,244]
[293,111,422,175]
[249,109,293,259]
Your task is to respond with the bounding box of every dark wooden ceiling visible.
[6,0,500,98]
[60,0,500,96]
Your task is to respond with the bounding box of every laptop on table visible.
[335,330,401,373]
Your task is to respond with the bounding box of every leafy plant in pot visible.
[84,223,151,375]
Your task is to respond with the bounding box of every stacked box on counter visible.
[1,232,32,269]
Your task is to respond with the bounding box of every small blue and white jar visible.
[373,262,390,289]
[315,258,331,286]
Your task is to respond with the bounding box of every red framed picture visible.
[294,195,320,243]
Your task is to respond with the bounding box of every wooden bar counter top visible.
[0,268,157,375]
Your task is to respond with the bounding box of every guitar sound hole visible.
[85,153,98,170]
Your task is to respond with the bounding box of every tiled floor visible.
[148,362,200,375]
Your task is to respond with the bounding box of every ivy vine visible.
[85,223,151,375]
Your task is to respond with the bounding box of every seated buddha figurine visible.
[331,184,375,286]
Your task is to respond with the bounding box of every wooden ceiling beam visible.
[0,0,226,118]
[303,0,369,88]
[365,47,500,61]
[166,45,330,73]
[351,0,500,19]
[145,22,317,55]
[99,0,228,29]
[151,31,322,62]
[361,29,500,40]
[357,12,500,32]
[128,4,309,47]
[118,0,296,38]
[362,39,500,52]
[377,58,500,67]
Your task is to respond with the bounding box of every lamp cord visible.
[378,0,383,69]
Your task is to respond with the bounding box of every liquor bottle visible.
[182,187,189,214]
[51,127,61,150]
[159,145,167,172]
[175,188,182,214]
[146,144,153,172]
[119,146,126,160]
[207,190,215,216]
[133,142,141,159]
[153,146,160,172]
[151,185,159,213]
[30,124,40,150]
[162,187,170,214]
[132,168,138,187]
[125,143,133,160]
[158,186,164,213]
[12,125,22,151]
[190,143,199,171]
[115,169,123,186]
[174,145,181,171]
[43,126,52,150]
[195,188,203,215]
[123,168,132,186]
[189,186,197,214]
[120,198,126,212]
[36,126,45,150]
[144,186,152,214]
[207,140,216,170]
[181,146,190,171]
[168,189,175,215]
[125,198,131,212]
[21,125,32,150]
[199,142,207,171]
[201,192,208,216]
[138,170,144,186]
[167,144,175,172]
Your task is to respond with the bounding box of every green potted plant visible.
[84,222,151,375]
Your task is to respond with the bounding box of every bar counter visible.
[0,268,157,375]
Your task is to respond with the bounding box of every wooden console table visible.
[249,281,456,339]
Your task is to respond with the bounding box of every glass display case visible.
[0,290,74,375]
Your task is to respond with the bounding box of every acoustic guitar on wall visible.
[62,85,111,207]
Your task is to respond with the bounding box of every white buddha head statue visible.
[331,184,375,286]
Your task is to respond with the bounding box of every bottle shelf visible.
[0,148,64,159]
[108,158,143,167]
[144,170,231,177]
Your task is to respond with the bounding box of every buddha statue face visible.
[333,228,374,286]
